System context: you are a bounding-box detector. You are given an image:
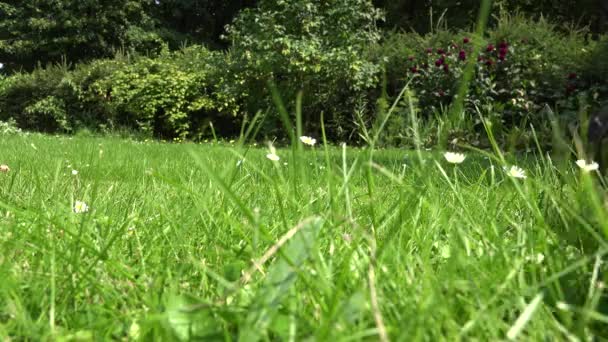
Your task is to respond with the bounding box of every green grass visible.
[1,132,607,341]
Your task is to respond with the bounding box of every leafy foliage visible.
[225,0,384,138]
[93,47,240,139]
[0,0,163,71]
[373,15,608,148]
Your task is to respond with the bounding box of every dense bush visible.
[0,59,127,133]
[224,0,384,139]
[0,46,243,139]
[92,47,240,139]
[371,15,608,147]
[2,7,608,147]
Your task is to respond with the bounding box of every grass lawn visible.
[1,133,607,340]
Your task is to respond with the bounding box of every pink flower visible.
[437,48,446,54]
[463,37,470,44]
[435,58,444,67]
[486,44,495,52]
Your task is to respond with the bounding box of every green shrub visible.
[373,15,605,147]
[92,46,240,139]
[0,118,23,135]
[0,65,73,132]
[224,0,384,139]
[0,59,125,133]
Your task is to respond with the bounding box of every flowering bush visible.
[404,37,543,126]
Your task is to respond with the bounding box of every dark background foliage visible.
[2,0,608,145]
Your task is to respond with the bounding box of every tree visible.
[0,0,162,71]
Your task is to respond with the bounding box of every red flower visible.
[463,37,470,44]
[426,47,433,54]
[498,41,508,49]
[486,44,495,52]
[485,59,494,67]
[498,54,506,61]
[567,73,577,80]
[437,48,446,54]
[477,56,485,62]
[410,66,418,73]
[435,58,444,67]
[439,90,445,97]
[499,47,508,56]
[443,64,450,73]
[458,50,466,61]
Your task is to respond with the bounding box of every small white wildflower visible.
[444,152,466,164]
[556,301,570,311]
[266,145,280,161]
[504,165,527,179]
[0,164,9,173]
[71,169,79,175]
[576,159,599,172]
[266,153,280,161]
[128,322,141,340]
[73,200,89,214]
[299,136,317,146]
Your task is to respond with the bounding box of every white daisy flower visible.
[504,165,527,179]
[73,200,89,214]
[444,152,466,164]
[299,136,317,146]
[576,159,599,172]
[266,145,280,161]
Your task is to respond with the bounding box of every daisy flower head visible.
[266,144,280,162]
[444,152,466,164]
[299,136,317,146]
[576,159,599,172]
[71,169,79,175]
[504,165,527,179]
[73,200,89,214]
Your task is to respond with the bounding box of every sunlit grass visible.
[0,132,607,340]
